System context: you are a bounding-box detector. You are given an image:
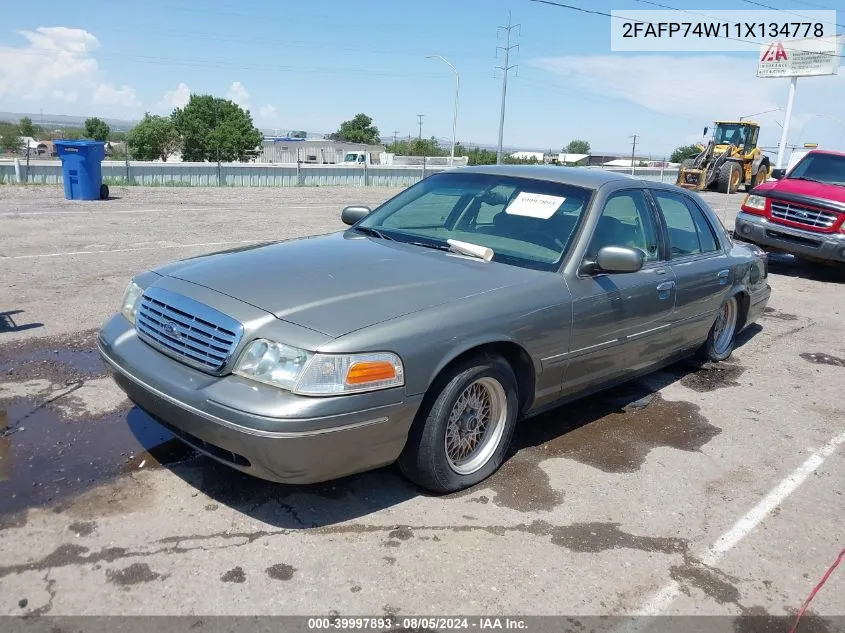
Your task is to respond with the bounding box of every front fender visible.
[426,333,538,390]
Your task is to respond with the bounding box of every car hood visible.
[154,231,542,337]
[755,178,845,212]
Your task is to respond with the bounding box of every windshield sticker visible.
[505,192,565,219]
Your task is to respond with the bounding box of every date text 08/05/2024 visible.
[622,21,825,39]
[306,617,528,630]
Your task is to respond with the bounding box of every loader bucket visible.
[676,168,707,191]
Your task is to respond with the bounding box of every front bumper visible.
[734,212,845,264]
[98,314,422,484]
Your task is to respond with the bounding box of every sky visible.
[1,0,844,156]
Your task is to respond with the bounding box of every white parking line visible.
[617,428,845,630]
[0,205,335,217]
[1,239,273,260]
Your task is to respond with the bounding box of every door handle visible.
[656,280,675,300]
[717,269,730,285]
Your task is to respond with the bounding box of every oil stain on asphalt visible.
[800,352,845,367]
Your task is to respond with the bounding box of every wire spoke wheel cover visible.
[713,296,738,357]
[444,377,508,475]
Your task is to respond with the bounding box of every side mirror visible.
[770,168,786,180]
[596,246,644,273]
[703,126,709,137]
[341,205,371,226]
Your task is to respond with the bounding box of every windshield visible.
[713,123,749,146]
[788,152,845,186]
[356,172,593,271]
[344,153,359,162]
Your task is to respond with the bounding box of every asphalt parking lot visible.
[1,184,843,629]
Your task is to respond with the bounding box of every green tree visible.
[127,114,182,161]
[109,130,129,142]
[84,117,110,141]
[328,113,381,145]
[670,144,701,163]
[172,94,262,162]
[464,147,498,166]
[565,139,590,154]
[1,122,21,151]
[19,117,36,138]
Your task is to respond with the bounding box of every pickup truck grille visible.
[770,200,838,229]
[136,287,243,373]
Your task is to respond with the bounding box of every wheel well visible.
[735,290,750,331]
[435,342,536,416]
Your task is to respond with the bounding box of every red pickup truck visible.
[735,149,845,266]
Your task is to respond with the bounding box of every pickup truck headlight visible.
[743,194,767,212]
[120,281,144,324]
[233,339,404,395]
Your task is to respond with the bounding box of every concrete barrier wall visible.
[0,160,679,187]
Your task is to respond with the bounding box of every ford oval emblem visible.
[162,320,181,338]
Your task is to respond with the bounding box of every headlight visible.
[743,194,767,211]
[120,281,144,324]
[233,339,404,395]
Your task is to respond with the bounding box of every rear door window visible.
[652,190,719,259]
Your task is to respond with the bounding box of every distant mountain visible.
[0,111,138,132]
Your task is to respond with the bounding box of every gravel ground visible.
[0,184,843,628]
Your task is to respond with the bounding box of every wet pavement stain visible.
[350,585,362,593]
[266,563,296,581]
[734,606,834,633]
[221,567,246,583]
[449,380,719,511]
[664,360,747,392]
[383,557,396,566]
[0,329,105,384]
[0,401,196,517]
[541,521,687,554]
[388,526,413,541]
[762,307,799,321]
[106,562,162,586]
[670,563,741,605]
[68,521,96,537]
[801,352,845,368]
[0,543,128,578]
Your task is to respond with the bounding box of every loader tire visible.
[745,166,768,192]
[717,163,739,194]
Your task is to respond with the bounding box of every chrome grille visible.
[770,201,838,229]
[136,287,243,373]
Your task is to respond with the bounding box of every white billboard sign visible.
[757,35,843,78]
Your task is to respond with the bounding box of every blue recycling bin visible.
[54,140,109,200]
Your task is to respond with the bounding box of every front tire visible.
[398,355,518,493]
[744,166,768,192]
[698,295,740,361]
[717,163,740,194]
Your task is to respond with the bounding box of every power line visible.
[529,0,845,58]
[633,0,844,30]
[738,0,845,29]
[496,11,520,165]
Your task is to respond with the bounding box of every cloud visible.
[158,82,191,111]
[0,27,100,103]
[259,104,277,121]
[92,82,140,108]
[532,54,783,120]
[226,81,250,108]
[0,26,141,113]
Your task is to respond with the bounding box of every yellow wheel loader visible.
[676,121,771,194]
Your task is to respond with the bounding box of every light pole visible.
[426,55,459,167]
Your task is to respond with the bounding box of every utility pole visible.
[393,130,399,145]
[416,114,424,141]
[629,134,638,176]
[496,11,520,165]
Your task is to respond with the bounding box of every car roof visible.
[806,148,845,158]
[457,164,637,188]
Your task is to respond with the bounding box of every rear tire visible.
[717,163,739,194]
[697,295,740,361]
[398,355,518,493]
